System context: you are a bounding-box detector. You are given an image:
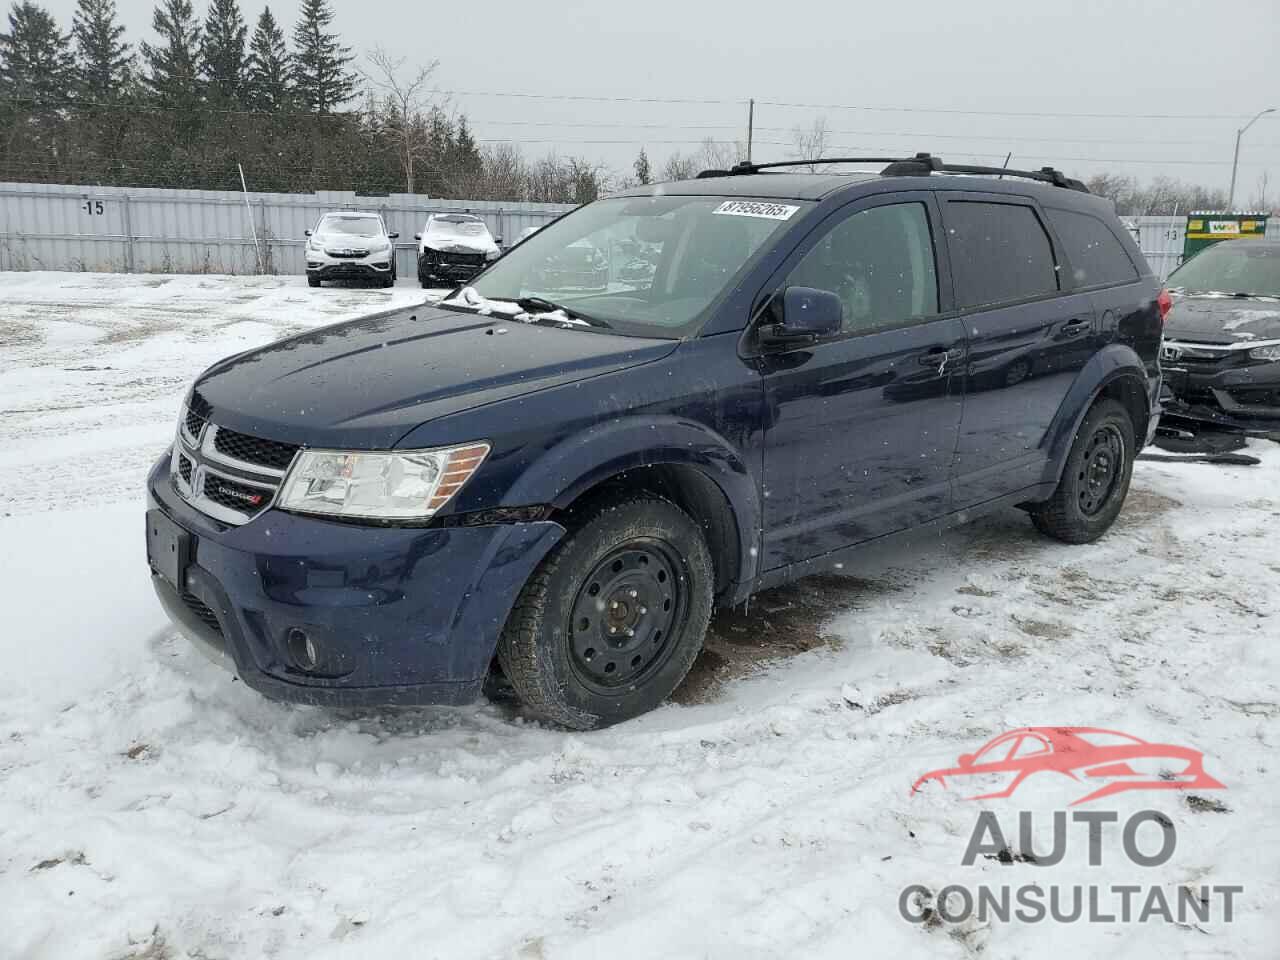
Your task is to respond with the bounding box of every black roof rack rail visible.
[696,152,1089,193]
[700,157,913,178]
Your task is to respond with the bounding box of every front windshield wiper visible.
[515,296,612,328]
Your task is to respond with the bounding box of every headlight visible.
[372,239,392,252]
[1248,344,1280,362]
[485,248,501,261]
[278,442,490,520]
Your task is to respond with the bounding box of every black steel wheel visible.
[567,539,689,694]
[1031,398,1136,544]
[1077,423,1124,516]
[497,495,714,729]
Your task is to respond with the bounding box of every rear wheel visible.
[1030,398,1135,544]
[497,495,714,730]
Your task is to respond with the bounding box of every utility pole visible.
[747,98,755,164]
[1228,106,1275,209]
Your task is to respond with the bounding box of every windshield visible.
[468,195,806,336]
[1168,243,1280,298]
[428,216,492,240]
[317,216,382,238]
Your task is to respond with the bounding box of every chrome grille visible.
[171,407,298,525]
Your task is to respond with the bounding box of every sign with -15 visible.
[82,200,104,215]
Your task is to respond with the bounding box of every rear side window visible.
[945,201,1059,308]
[1045,208,1139,287]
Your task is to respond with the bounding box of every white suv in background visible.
[415,213,501,288]
[305,212,399,288]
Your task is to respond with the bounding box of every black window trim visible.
[741,190,954,356]
[1040,204,1144,293]
[939,192,1068,315]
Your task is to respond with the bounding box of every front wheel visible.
[1030,398,1135,544]
[497,495,714,730]
[307,275,321,288]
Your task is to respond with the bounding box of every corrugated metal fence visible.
[1,181,1276,279]
[0,181,575,276]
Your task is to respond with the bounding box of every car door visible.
[753,193,966,570]
[940,194,1098,507]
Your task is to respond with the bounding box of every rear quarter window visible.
[1045,208,1139,288]
[945,201,1060,309]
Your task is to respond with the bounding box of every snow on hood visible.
[420,218,499,255]
[1165,293,1280,344]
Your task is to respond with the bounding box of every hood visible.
[192,305,676,449]
[419,226,498,256]
[1163,294,1280,345]
[313,232,385,250]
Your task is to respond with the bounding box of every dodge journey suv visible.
[147,153,1164,730]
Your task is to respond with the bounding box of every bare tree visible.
[362,46,440,194]
[660,151,699,182]
[697,137,746,171]
[791,117,829,172]
[1250,171,1274,213]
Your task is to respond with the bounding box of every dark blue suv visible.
[146,155,1164,729]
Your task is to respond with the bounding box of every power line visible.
[8,89,1280,126]
[752,99,1280,122]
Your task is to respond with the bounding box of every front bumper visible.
[1162,354,1280,423]
[146,455,564,707]
[307,253,391,276]
[417,252,489,283]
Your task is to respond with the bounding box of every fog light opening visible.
[288,628,320,671]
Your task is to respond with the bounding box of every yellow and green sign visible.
[1183,212,1270,258]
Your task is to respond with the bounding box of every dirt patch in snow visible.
[675,574,898,703]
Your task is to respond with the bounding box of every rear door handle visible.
[1062,317,1091,337]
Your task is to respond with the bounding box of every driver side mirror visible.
[388,232,399,239]
[759,286,843,349]
[413,233,421,240]
[304,229,312,237]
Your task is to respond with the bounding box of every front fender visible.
[501,414,763,592]
[1042,343,1151,483]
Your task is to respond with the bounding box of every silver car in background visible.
[305,212,398,288]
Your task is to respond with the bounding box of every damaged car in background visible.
[415,213,502,288]
[1160,239,1280,433]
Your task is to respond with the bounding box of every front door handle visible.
[1062,317,1091,337]
[918,345,965,376]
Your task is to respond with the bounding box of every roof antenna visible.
[998,152,1012,179]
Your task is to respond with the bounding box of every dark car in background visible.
[1160,239,1280,427]
[147,154,1163,730]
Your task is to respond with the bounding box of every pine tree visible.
[71,0,131,97]
[245,5,289,111]
[633,147,651,185]
[453,114,480,168]
[0,1,75,102]
[200,0,246,103]
[139,0,201,109]
[290,0,355,114]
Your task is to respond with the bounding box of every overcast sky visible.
[40,0,1280,199]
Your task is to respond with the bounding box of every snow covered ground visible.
[2,273,1277,960]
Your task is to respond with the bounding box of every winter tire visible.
[1030,397,1136,544]
[497,495,714,730]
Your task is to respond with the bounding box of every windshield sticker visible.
[713,200,799,221]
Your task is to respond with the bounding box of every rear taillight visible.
[1156,287,1172,325]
